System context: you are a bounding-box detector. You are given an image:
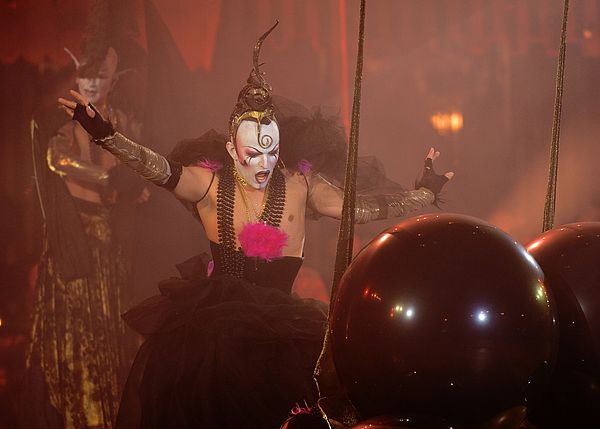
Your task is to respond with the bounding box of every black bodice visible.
[209,241,302,294]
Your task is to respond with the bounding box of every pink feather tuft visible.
[194,158,222,172]
[296,159,312,175]
[238,222,288,262]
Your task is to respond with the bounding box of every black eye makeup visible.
[245,148,261,158]
[242,143,278,161]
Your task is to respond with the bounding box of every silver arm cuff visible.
[94,132,171,185]
[354,188,434,224]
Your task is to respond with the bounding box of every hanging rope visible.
[330,0,366,304]
[542,0,570,232]
[313,1,366,426]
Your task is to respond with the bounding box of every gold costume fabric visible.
[25,199,129,429]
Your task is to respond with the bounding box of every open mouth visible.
[255,170,270,183]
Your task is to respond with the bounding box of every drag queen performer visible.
[58,24,452,429]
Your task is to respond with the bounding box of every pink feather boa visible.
[238,222,288,261]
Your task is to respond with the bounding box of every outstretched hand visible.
[58,90,114,140]
[417,147,454,197]
[58,90,95,119]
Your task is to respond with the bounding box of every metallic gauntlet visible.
[354,188,434,224]
[93,132,182,190]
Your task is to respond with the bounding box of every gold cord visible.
[314,0,366,426]
[542,0,570,232]
[233,166,269,222]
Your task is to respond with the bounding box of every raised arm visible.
[307,149,453,223]
[58,90,213,202]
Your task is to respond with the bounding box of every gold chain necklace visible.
[233,166,269,222]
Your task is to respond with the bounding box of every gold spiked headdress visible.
[229,21,279,142]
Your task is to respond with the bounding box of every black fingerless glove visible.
[73,102,114,141]
[416,158,449,198]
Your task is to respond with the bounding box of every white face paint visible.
[228,119,280,190]
[75,47,118,105]
[76,73,113,105]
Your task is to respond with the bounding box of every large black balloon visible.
[526,222,600,428]
[331,214,557,425]
[350,407,527,429]
[351,414,453,428]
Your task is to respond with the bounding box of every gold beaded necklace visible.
[233,166,270,222]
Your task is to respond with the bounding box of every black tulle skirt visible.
[116,255,328,429]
